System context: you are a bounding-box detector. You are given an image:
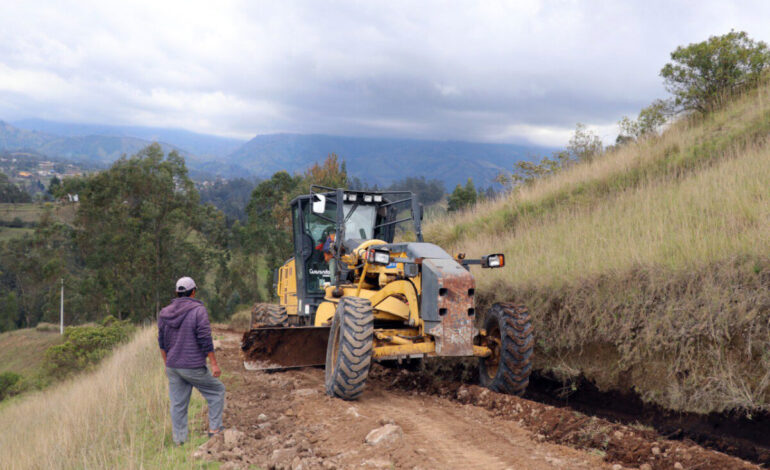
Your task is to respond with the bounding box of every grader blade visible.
[241,327,330,371]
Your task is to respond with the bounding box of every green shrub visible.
[44,320,135,377]
[0,372,23,400]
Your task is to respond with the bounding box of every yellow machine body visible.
[242,188,529,401]
[276,258,299,315]
[272,238,491,361]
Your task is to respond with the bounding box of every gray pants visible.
[165,367,226,444]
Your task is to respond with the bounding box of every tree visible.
[447,178,477,212]
[617,99,670,143]
[567,123,603,162]
[0,172,32,203]
[198,177,257,224]
[50,175,88,200]
[304,153,348,190]
[0,210,73,327]
[48,176,61,195]
[74,144,211,320]
[244,169,301,295]
[660,30,770,113]
[387,176,445,206]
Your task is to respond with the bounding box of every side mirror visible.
[312,194,326,214]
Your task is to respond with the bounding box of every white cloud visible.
[1,0,769,145]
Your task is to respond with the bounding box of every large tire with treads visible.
[479,302,533,395]
[325,297,374,400]
[251,303,288,328]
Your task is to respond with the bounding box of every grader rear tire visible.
[479,303,533,395]
[325,297,374,400]
[251,303,289,328]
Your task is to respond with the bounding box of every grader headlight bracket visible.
[459,253,506,269]
[367,247,391,265]
[481,254,505,268]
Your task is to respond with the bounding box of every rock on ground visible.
[365,424,403,446]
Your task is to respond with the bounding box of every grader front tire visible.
[324,297,374,400]
[479,303,533,395]
[251,303,289,328]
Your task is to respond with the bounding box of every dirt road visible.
[198,327,759,470]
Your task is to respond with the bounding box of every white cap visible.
[176,276,197,293]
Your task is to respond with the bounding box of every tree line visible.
[0,148,357,331]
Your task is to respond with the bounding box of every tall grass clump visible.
[229,308,252,332]
[0,328,210,469]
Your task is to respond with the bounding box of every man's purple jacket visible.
[158,297,214,369]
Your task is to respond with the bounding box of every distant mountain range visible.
[2,119,554,187]
[229,133,550,187]
[12,119,244,159]
[0,121,189,164]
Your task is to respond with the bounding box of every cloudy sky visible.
[1,1,769,146]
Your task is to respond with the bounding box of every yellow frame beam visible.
[372,342,492,358]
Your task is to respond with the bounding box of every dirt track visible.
[199,327,760,469]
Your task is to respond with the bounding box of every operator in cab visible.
[316,230,336,283]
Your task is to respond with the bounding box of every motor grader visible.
[241,186,533,400]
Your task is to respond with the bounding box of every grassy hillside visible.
[0,202,77,224]
[0,328,62,379]
[0,202,77,241]
[425,80,770,414]
[0,328,213,469]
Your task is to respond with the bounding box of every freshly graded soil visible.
[204,326,759,469]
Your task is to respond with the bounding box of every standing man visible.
[158,276,225,445]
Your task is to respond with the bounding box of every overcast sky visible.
[1,1,769,146]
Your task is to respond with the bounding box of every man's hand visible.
[207,351,221,378]
[160,349,167,365]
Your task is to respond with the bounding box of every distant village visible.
[2,153,85,179]
[1,151,233,202]
[0,152,91,198]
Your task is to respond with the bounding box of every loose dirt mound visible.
[205,327,759,469]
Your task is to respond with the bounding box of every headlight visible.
[373,194,383,202]
[363,194,373,202]
[482,254,505,268]
[367,248,390,265]
[347,193,357,202]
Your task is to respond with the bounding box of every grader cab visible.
[242,187,533,400]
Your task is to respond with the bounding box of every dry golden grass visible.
[229,309,252,332]
[0,328,212,469]
[470,143,769,293]
[426,78,770,251]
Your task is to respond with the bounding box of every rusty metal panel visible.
[423,259,476,356]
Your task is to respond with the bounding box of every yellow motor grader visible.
[242,187,533,400]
